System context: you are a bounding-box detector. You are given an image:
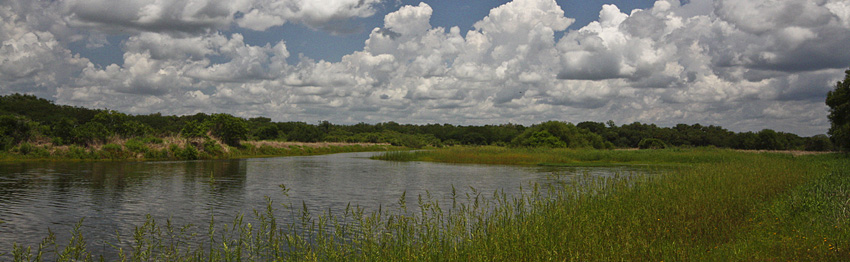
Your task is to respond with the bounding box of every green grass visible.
[372,146,750,166]
[5,148,849,261]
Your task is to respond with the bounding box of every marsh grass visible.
[373,146,778,166]
[5,149,849,261]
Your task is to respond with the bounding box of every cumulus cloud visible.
[2,0,850,136]
[61,0,384,34]
[0,5,89,96]
[236,0,384,32]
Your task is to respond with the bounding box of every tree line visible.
[0,93,839,152]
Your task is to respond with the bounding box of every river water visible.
[0,151,644,255]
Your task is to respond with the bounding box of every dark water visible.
[0,152,643,255]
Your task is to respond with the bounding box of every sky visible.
[1,0,849,136]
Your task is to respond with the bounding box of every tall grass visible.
[5,150,848,261]
[373,146,782,166]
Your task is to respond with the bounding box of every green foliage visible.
[50,118,77,145]
[202,139,224,156]
[826,68,850,151]
[99,143,125,159]
[758,129,788,150]
[65,145,94,159]
[124,138,149,153]
[638,138,668,149]
[526,130,567,148]
[0,115,38,150]
[280,122,323,142]
[169,144,199,160]
[180,120,209,139]
[512,121,611,149]
[118,120,153,138]
[254,124,280,140]
[804,134,833,152]
[71,122,111,146]
[207,114,248,147]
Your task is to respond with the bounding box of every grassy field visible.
[6,147,849,261]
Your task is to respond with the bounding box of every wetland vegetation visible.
[5,148,849,261]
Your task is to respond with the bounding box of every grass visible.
[4,147,849,260]
[0,139,399,162]
[372,146,753,166]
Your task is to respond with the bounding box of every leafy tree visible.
[826,68,850,151]
[757,129,787,150]
[207,114,248,146]
[805,134,834,152]
[255,125,280,140]
[281,122,323,142]
[512,121,611,149]
[638,138,667,149]
[180,120,209,139]
[71,122,110,145]
[92,110,128,133]
[0,115,37,150]
[524,130,567,148]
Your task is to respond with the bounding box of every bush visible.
[100,143,125,159]
[180,120,209,139]
[207,114,248,147]
[511,121,610,149]
[65,145,93,159]
[71,122,111,145]
[124,139,149,153]
[13,143,48,157]
[638,138,668,149]
[171,144,199,160]
[202,139,224,156]
[0,115,38,150]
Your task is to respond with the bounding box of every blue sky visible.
[71,0,659,66]
[1,0,849,136]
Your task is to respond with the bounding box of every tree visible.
[0,115,37,150]
[207,114,248,146]
[180,120,209,139]
[826,68,850,151]
[638,138,667,149]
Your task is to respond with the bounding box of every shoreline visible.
[0,140,399,162]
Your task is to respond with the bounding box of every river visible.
[0,151,643,256]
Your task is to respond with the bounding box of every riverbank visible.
[0,137,398,162]
[7,147,848,260]
[371,145,811,166]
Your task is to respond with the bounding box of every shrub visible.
[171,144,199,160]
[100,143,125,159]
[202,139,224,156]
[66,145,92,159]
[638,138,668,149]
[124,139,149,153]
[15,142,35,155]
[180,120,209,139]
[207,114,249,147]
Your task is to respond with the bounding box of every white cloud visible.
[0,5,89,96]
[236,0,384,32]
[2,0,850,136]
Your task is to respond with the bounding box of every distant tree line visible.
[0,93,837,151]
